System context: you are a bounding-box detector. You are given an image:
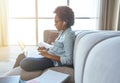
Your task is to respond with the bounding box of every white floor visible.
[0,46,20,75]
[0,45,37,75]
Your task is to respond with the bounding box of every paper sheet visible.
[26,69,70,83]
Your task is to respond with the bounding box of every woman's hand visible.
[39,50,49,57]
[37,46,46,51]
[38,47,60,62]
[37,46,50,57]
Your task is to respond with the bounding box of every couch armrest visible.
[44,30,59,44]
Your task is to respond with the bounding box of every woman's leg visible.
[20,57,54,71]
[13,53,25,68]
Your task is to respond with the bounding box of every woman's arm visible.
[60,31,75,65]
[38,49,60,62]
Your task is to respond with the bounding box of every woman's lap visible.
[20,57,54,71]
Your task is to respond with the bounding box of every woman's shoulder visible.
[65,30,75,39]
[67,29,75,35]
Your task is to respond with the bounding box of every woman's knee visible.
[20,58,33,71]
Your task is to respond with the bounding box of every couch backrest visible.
[73,30,96,65]
[74,31,120,83]
[83,36,120,83]
[44,30,59,44]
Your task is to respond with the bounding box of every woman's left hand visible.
[39,50,49,58]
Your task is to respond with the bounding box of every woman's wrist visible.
[46,53,60,62]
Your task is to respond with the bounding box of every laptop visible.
[18,41,43,58]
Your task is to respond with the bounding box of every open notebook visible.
[18,41,43,58]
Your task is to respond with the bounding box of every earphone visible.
[63,21,66,26]
[60,21,66,31]
[62,21,66,29]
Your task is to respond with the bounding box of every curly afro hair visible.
[54,6,75,28]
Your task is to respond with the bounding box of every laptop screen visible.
[18,41,25,51]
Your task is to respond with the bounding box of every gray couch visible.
[5,30,120,83]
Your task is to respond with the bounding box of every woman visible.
[14,6,75,71]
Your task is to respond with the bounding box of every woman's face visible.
[54,15,63,31]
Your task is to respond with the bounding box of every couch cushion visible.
[20,66,74,82]
[44,67,74,83]
[21,69,43,81]
[2,66,43,81]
